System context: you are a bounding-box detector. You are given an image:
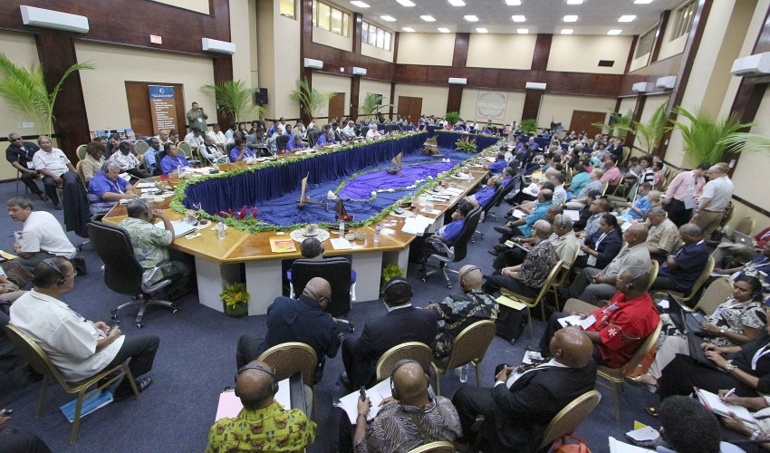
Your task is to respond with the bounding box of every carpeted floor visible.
[0,176,662,453]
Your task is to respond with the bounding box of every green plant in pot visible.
[455,136,478,153]
[671,106,754,165]
[220,282,250,318]
[520,118,538,135]
[202,79,265,123]
[290,78,335,122]
[445,111,461,125]
[381,263,405,294]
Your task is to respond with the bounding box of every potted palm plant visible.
[360,92,392,121]
[289,78,335,122]
[671,106,754,165]
[202,79,265,123]
[0,53,95,137]
[520,118,538,135]
[629,103,670,155]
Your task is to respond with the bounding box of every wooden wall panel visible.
[532,34,553,71]
[522,90,543,121]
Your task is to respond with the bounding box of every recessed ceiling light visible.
[563,15,578,22]
[607,29,622,35]
[561,29,573,34]
[448,0,465,6]
[402,27,415,32]
[517,28,529,34]
[350,1,370,7]
[476,27,488,33]
[464,15,479,22]
[505,0,521,4]
[380,15,396,22]
[567,0,583,4]
[421,15,436,22]
[634,0,653,3]
[511,15,526,22]
[397,0,415,5]
[618,15,637,22]
[438,27,450,33]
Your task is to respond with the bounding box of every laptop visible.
[665,292,720,368]
[734,231,755,248]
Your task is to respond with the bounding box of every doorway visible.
[328,92,346,123]
[397,96,422,125]
[568,110,607,138]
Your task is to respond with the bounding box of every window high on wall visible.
[362,22,392,52]
[313,0,350,37]
[634,27,656,58]
[280,0,295,19]
[671,0,695,41]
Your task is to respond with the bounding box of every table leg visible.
[195,256,240,313]
[244,260,283,315]
[350,251,383,302]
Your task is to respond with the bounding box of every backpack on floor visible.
[495,305,527,343]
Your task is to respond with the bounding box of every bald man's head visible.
[458,265,483,290]
[550,327,594,368]
[533,219,552,239]
[236,360,277,410]
[302,277,331,309]
[624,223,649,245]
[392,361,430,405]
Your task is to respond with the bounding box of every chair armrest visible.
[142,260,174,293]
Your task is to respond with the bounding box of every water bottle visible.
[177,164,182,177]
[333,380,342,405]
[459,364,469,383]
[374,223,382,244]
[339,219,345,237]
[216,220,226,240]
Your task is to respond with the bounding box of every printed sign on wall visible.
[149,85,178,132]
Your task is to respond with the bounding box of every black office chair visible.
[421,205,482,289]
[276,135,290,153]
[307,130,320,147]
[87,221,178,328]
[290,257,352,317]
[488,175,521,221]
[360,126,370,138]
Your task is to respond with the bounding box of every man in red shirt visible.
[532,268,660,368]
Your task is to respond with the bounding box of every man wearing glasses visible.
[5,133,45,200]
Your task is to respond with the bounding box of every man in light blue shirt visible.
[144,137,162,176]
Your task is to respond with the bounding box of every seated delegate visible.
[87,161,138,215]
[159,143,192,175]
[229,138,256,162]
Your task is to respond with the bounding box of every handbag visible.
[551,434,591,453]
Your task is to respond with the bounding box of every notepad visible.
[696,388,756,424]
[495,294,526,311]
[401,215,434,235]
[269,237,297,253]
[155,220,196,237]
[60,390,113,423]
[444,187,464,197]
[330,238,353,250]
[336,378,393,424]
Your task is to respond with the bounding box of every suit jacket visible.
[347,305,437,386]
[262,295,340,364]
[488,361,597,452]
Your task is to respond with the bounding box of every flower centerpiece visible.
[220,283,249,318]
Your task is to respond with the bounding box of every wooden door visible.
[397,96,422,125]
[328,92,346,123]
[125,81,186,137]
[569,110,607,138]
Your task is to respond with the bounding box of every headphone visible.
[233,363,279,398]
[41,258,66,287]
[459,266,480,290]
[383,278,413,304]
[626,270,648,289]
[389,359,430,402]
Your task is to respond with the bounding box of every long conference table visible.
[103,133,491,316]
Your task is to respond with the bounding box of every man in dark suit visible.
[452,327,597,452]
[341,278,437,388]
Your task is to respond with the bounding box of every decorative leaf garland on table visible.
[169,136,502,234]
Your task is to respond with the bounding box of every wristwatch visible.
[720,327,727,335]
[724,363,736,373]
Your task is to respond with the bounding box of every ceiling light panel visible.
[567,0,583,4]
[511,15,526,22]
[476,27,488,33]
[607,29,622,35]
[634,0,653,4]
[380,15,396,21]
[563,15,578,22]
[448,0,466,6]
[421,15,436,22]
[618,15,637,22]
[349,1,369,7]
[438,27,450,33]
[561,28,573,34]
[397,0,415,5]
[402,27,415,32]
[464,15,479,22]
[505,0,521,4]
[517,28,529,34]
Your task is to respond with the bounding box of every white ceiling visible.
[328,0,686,36]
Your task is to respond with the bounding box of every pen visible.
[724,388,736,399]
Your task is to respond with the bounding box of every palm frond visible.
[289,78,335,119]
[632,102,669,154]
[671,106,755,164]
[202,80,264,122]
[359,92,393,120]
[720,133,770,155]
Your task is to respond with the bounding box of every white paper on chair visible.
[511,209,527,219]
[336,378,393,424]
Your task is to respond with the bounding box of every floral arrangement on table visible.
[220,283,249,318]
[169,135,502,234]
[455,136,478,153]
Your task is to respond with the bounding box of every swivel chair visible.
[290,257,352,317]
[421,205,482,289]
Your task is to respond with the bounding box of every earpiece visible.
[389,359,429,401]
[234,364,278,397]
[626,270,648,289]
[41,258,66,287]
[383,278,413,304]
[459,266,480,290]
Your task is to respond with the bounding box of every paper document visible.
[511,209,527,219]
[444,187,464,197]
[216,377,292,421]
[696,388,756,424]
[563,209,581,221]
[60,390,113,423]
[336,378,393,424]
[330,238,353,250]
[495,294,526,311]
[625,426,660,443]
[401,215,434,235]
[135,182,156,188]
[608,437,654,452]
[155,220,197,237]
[557,314,595,330]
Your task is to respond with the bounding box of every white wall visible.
[359,79,392,115]
[313,27,352,52]
[151,0,209,14]
[75,42,217,131]
[538,94,616,130]
[393,83,449,117]
[397,33,455,66]
[466,34,535,70]
[230,0,259,89]
[547,35,633,75]
[312,73,351,118]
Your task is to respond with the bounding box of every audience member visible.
[155,129,172,147]
[664,162,709,226]
[465,176,500,209]
[622,182,653,221]
[109,141,149,180]
[715,242,770,305]
[286,237,356,284]
[10,257,159,401]
[0,409,52,453]
[160,143,192,175]
[601,157,622,188]
[565,169,605,209]
[144,137,162,176]
[428,265,499,364]
[550,213,580,269]
[81,141,107,183]
[494,189,554,243]
[184,127,206,151]
[207,123,227,150]
[7,196,77,272]
[198,136,227,164]
[575,213,623,269]
[341,278,436,388]
[237,277,340,383]
[650,223,710,293]
[231,138,257,162]
[646,207,681,263]
[568,162,591,197]
[5,133,45,199]
[32,136,79,210]
[414,201,474,263]
[692,163,734,238]
[186,102,208,132]
[560,223,651,305]
[713,225,770,269]
[339,360,461,452]
[87,161,138,215]
[579,197,612,238]
[657,396,723,453]
[453,327,597,452]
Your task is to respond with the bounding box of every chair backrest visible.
[531,260,564,304]
[407,441,456,453]
[448,205,482,263]
[480,184,506,216]
[133,139,149,155]
[495,175,520,207]
[87,221,146,296]
[276,135,290,151]
[75,160,88,189]
[683,255,715,302]
[734,217,756,236]
[308,130,320,146]
[76,144,88,161]
[694,277,733,316]
[600,181,609,196]
[177,141,193,158]
[645,260,660,292]
[622,320,662,374]
[537,390,602,450]
[443,320,496,371]
[5,324,70,388]
[291,257,351,317]
[257,342,317,388]
[375,342,434,383]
